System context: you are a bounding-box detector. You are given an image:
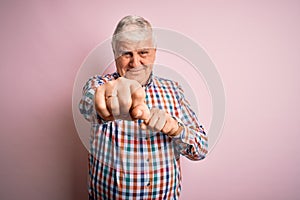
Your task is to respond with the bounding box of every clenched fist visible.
[94,77,150,121]
[141,108,183,137]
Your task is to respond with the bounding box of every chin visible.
[125,73,145,83]
[134,77,146,85]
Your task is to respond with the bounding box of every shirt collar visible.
[112,71,153,88]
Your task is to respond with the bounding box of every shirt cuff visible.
[171,116,185,139]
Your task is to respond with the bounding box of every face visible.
[114,38,156,85]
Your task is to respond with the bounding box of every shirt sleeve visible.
[78,75,105,124]
[172,84,208,161]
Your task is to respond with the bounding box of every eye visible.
[139,50,149,56]
[121,51,133,58]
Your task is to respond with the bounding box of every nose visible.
[130,54,141,68]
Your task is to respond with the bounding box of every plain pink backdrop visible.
[1,1,299,200]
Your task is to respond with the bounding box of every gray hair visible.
[111,15,155,55]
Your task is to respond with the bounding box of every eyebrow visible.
[119,50,132,55]
[138,48,150,51]
[119,48,151,54]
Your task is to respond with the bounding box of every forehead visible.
[116,38,154,52]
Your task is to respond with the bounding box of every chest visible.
[145,84,180,118]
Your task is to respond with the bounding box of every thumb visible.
[131,85,146,108]
[131,104,150,120]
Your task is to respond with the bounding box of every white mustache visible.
[126,66,146,72]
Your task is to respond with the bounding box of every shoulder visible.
[152,75,179,89]
[89,72,119,83]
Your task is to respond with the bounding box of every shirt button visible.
[147,182,150,187]
[145,137,148,140]
[146,158,149,162]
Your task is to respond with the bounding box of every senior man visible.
[79,15,208,200]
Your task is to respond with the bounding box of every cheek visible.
[116,60,128,72]
[146,65,154,73]
[146,54,156,65]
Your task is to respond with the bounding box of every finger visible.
[154,112,166,131]
[169,126,180,136]
[148,113,159,130]
[139,104,150,120]
[118,91,132,116]
[140,122,147,130]
[139,108,155,129]
[144,108,159,130]
[131,85,146,108]
[95,85,111,119]
[162,117,178,135]
[110,96,120,117]
[131,104,150,120]
[162,122,172,134]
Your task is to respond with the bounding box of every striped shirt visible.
[79,72,208,200]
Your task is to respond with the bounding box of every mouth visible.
[123,65,150,85]
[127,66,145,72]
[124,66,146,80]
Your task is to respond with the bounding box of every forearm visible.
[172,121,208,160]
[172,85,208,160]
[79,75,103,123]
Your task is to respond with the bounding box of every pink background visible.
[1,1,299,199]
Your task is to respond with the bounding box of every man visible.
[79,15,208,200]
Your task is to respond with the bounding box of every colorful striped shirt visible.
[79,72,208,200]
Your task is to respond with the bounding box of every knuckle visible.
[111,104,119,112]
[106,81,113,87]
[148,120,155,129]
[154,127,160,132]
[97,84,105,89]
[118,77,125,82]
[151,107,159,113]
[119,98,131,107]
[132,89,145,99]
[166,116,173,123]
[110,102,119,111]
[96,103,106,112]
[156,124,163,131]
[158,110,165,116]
[148,124,154,130]
[162,126,169,133]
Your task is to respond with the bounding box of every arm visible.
[140,82,208,160]
[78,75,104,123]
[79,74,150,123]
[172,85,208,161]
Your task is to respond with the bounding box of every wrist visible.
[170,117,184,137]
